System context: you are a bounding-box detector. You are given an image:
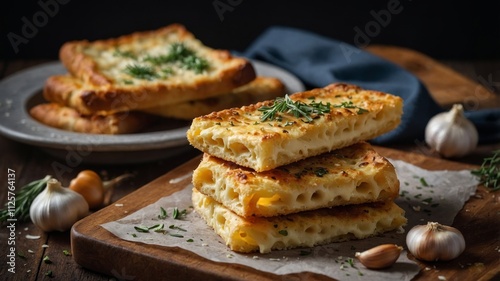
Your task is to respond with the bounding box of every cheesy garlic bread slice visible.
[192,188,407,253]
[30,103,156,134]
[187,83,403,172]
[45,24,255,115]
[192,142,399,217]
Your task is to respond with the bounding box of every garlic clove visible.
[355,244,403,269]
[406,222,465,262]
[29,178,89,232]
[425,104,478,158]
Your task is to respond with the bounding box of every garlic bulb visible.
[30,178,89,232]
[425,104,478,158]
[355,244,403,269]
[406,222,465,261]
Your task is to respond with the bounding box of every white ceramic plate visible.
[0,60,305,164]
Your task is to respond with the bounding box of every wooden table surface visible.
[0,47,499,281]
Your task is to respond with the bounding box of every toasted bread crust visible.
[142,76,286,119]
[193,188,407,253]
[187,83,403,172]
[50,24,256,114]
[60,24,194,85]
[29,103,156,134]
[193,142,400,217]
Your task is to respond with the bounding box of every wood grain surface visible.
[71,147,500,281]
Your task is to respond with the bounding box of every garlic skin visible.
[30,178,89,232]
[355,244,403,269]
[406,222,465,261]
[425,104,478,158]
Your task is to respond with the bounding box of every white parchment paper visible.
[102,159,478,280]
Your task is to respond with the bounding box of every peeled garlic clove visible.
[355,244,403,269]
[406,222,465,261]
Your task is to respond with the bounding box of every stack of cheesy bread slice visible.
[30,24,286,134]
[188,83,407,253]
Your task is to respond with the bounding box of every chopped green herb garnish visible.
[169,233,184,238]
[134,226,150,233]
[333,101,368,114]
[131,233,137,238]
[150,224,164,232]
[62,250,71,256]
[113,49,136,59]
[143,54,172,65]
[186,239,194,242]
[43,255,52,264]
[472,150,500,191]
[169,225,187,232]
[158,207,168,219]
[420,177,429,187]
[422,198,433,204]
[278,229,288,236]
[168,42,195,59]
[347,258,356,267]
[124,64,159,80]
[143,43,209,73]
[172,207,187,220]
[161,67,174,76]
[17,252,26,259]
[182,55,209,73]
[258,95,331,122]
[45,270,53,277]
[122,79,133,85]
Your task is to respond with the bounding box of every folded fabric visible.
[242,26,499,144]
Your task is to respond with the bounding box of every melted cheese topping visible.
[192,188,407,253]
[187,84,403,172]
[192,142,399,217]
[81,36,218,85]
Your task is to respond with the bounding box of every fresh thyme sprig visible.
[471,150,500,191]
[258,95,331,122]
[0,175,52,222]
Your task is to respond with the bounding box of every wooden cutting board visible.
[71,146,499,281]
[71,46,499,280]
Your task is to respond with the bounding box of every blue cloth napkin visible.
[242,26,499,145]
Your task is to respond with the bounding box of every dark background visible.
[1,0,499,61]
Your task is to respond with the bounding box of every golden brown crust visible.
[142,76,286,119]
[52,24,256,114]
[192,188,407,253]
[192,142,400,217]
[59,24,194,85]
[29,103,156,134]
[187,83,403,172]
